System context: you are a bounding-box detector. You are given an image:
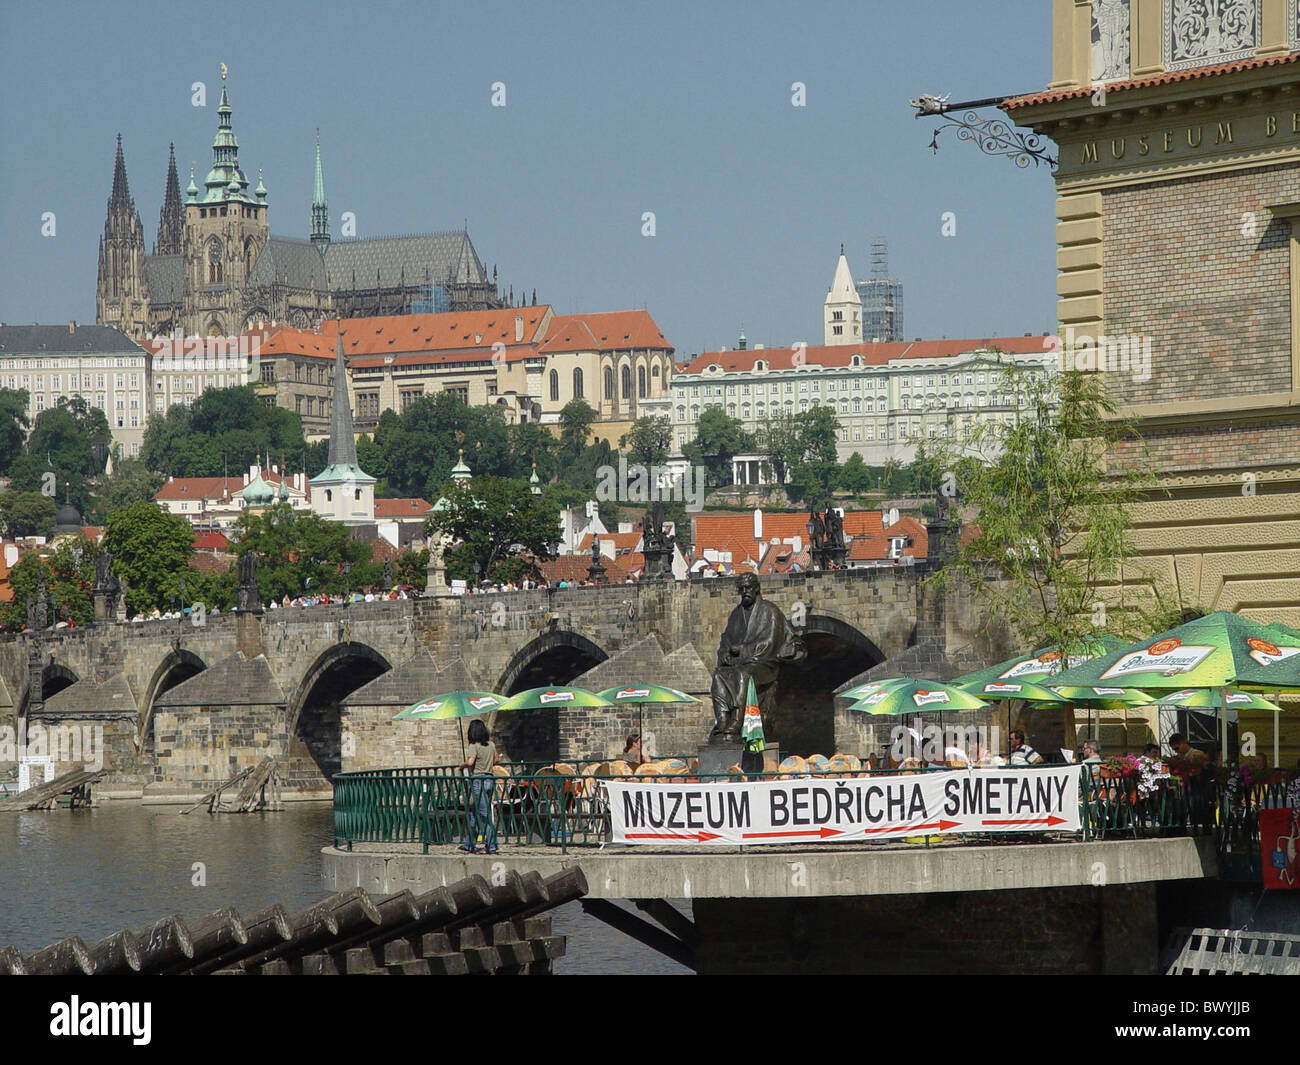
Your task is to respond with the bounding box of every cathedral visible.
[96,71,505,341]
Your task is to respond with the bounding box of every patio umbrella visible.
[595,685,702,748]
[1048,685,1157,753]
[952,634,1129,689]
[843,678,989,764]
[497,686,617,711]
[391,691,507,760]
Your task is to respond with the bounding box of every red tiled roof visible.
[1003,51,1300,112]
[681,335,1051,374]
[538,311,673,354]
[266,309,553,362]
[538,554,630,585]
[576,530,644,554]
[193,531,231,551]
[154,468,308,503]
[374,497,433,519]
[188,553,233,576]
[694,511,897,574]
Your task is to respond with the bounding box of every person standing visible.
[459,719,499,854]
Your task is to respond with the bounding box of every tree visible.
[756,411,802,486]
[619,416,671,467]
[26,396,111,479]
[0,491,57,538]
[926,367,1160,657]
[96,457,165,514]
[0,389,29,475]
[141,386,309,477]
[0,540,97,632]
[232,504,373,603]
[683,408,752,487]
[102,501,196,616]
[558,399,597,460]
[838,452,873,495]
[788,406,841,507]
[426,476,560,583]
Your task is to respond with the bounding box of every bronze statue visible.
[709,573,805,741]
[807,510,825,551]
[824,507,844,550]
[236,551,261,613]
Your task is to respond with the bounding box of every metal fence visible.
[333,762,1247,856]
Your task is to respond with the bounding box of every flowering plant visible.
[1133,755,1171,797]
[1167,749,1209,780]
[1101,754,1141,779]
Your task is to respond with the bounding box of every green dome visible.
[240,472,275,506]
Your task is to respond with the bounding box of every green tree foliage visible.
[756,411,802,486]
[0,540,97,632]
[141,386,308,477]
[427,476,560,583]
[619,416,671,467]
[395,548,430,589]
[507,421,559,486]
[27,396,111,479]
[0,388,30,475]
[927,367,1160,654]
[96,456,165,514]
[232,504,374,603]
[558,399,597,461]
[788,406,841,507]
[102,501,196,616]
[372,393,518,499]
[683,408,752,487]
[0,491,57,538]
[838,452,874,495]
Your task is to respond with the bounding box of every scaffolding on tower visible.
[855,236,904,343]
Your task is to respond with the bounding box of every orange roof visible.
[154,468,308,503]
[193,531,231,551]
[682,336,1051,375]
[374,497,433,519]
[266,309,553,360]
[848,517,929,562]
[538,554,630,585]
[576,530,644,554]
[1003,51,1300,112]
[538,311,673,354]
[693,511,894,574]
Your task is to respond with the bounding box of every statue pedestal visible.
[696,742,778,777]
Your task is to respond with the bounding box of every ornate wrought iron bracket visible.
[910,93,1058,170]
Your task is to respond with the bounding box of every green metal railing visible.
[333,763,1285,867]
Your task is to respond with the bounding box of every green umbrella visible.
[844,678,989,716]
[391,690,507,761]
[958,679,1068,705]
[596,685,702,750]
[952,635,1129,689]
[497,686,616,711]
[1050,685,1156,708]
[392,692,505,720]
[1150,688,1284,714]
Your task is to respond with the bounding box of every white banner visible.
[607,765,1079,845]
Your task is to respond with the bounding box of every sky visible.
[0,0,1058,357]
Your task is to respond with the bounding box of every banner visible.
[607,765,1079,845]
[1259,807,1300,889]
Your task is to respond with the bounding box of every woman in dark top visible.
[459,719,498,854]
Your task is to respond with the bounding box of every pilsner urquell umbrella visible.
[1047,611,1300,759]
[497,686,617,711]
[596,684,701,746]
[391,691,507,760]
[952,634,1130,689]
[843,678,989,764]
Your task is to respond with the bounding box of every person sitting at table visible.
[1079,738,1102,764]
[1009,729,1043,766]
[621,733,645,768]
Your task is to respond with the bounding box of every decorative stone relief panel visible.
[1164,0,1260,71]
[1092,0,1132,82]
[1290,0,1300,51]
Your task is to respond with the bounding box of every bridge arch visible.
[287,642,392,789]
[773,612,887,757]
[494,631,609,763]
[138,648,208,754]
[41,662,79,702]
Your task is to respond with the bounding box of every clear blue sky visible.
[0,0,1057,356]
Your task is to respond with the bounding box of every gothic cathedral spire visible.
[311,131,329,251]
[155,142,183,255]
[96,134,150,339]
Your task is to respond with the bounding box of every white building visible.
[824,245,863,346]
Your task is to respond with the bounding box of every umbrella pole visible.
[459,719,466,763]
[1274,697,1280,768]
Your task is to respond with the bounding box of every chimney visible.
[69,320,76,334]
[514,316,524,342]
[753,509,762,540]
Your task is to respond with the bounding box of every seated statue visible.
[709,574,806,741]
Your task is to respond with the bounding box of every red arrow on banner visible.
[981,816,1067,827]
[861,819,961,835]
[626,831,723,842]
[742,827,842,840]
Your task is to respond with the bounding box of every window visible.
[832,325,843,336]
[852,398,861,413]
[52,375,61,391]
[676,406,685,421]
[927,376,935,387]
[400,387,425,410]
[131,414,139,428]
[604,367,614,401]
[131,442,139,457]
[977,373,986,385]
[902,397,910,410]
[853,429,861,441]
[549,369,559,402]
[130,374,139,388]
[97,375,105,389]
[325,490,333,502]
[831,311,843,322]
[940,375,948,387]
[840,429,848,441]
[572,367,583,399]
[799,381,807,393]
[621,365,632,399]
[876,398,885,412]
[446,386,468,404]
[785,382,793,394]
[638,366,647,398]
[115,396,124,409]
[261,364,275,384]
[35,394,44,411]
[839,399,848,414]
[154,396,164,412]
[878,428,887,440]
[900,376,910,388]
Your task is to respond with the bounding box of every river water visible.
[0,802,690,975]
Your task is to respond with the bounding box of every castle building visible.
[95,69,504,342]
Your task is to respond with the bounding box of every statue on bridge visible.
[236,552,262,614]
[709,573,805,742]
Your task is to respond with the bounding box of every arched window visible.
[638,366,647,398]
[652,363,661,379]
[742,403,750,419]
[604,367,614,401]
[852,398,861,413]
[572,367,584,399]
[676,406,686,421]
[549,369,559,402]
[690,405,700,420]
[839,399,848,414]
[621,365,632,399]
[207,239,223,284]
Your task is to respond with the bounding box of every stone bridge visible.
[0,566,1004,800]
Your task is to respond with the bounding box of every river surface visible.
[0,802,690,975]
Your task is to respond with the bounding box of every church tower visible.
[311,134,329,251]
[823,244,861,346]
[96,134,151,339]
[310,329,376,525]
[182,65,268,336]
[155,143,184,255]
